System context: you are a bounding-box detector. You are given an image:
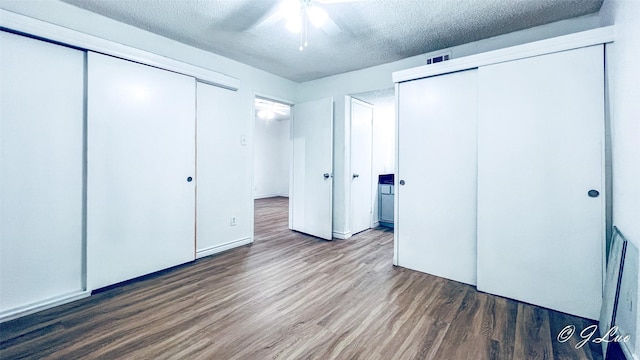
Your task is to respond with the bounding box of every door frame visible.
[251,92,294,241]
[392,83,400,265]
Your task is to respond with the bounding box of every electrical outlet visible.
[230,217,237,226]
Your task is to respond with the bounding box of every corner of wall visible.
[599,0,640,357]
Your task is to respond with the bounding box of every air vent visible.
[426,52,451,65]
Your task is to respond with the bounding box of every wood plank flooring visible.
[0,197,603,359]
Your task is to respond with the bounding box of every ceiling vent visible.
[426,52,451,65]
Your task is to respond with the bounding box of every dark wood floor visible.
[1,197,602,359]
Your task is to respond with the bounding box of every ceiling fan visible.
[254,0,361,50]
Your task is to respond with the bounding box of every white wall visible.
[0,1,298,248]
[599,0,640,358]
[196,82,254,257]
[254,116,290,199]
[298,13,602,237]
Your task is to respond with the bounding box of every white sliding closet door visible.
[87,52,196,290]
[396,69,478,286]
[196,82,250,258]
[0,31,85,314]
[477,45,604,319]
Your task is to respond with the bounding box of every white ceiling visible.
[58,0,603,82]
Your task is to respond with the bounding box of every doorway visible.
[253,96,291,200]
[253,96,292,243]
[253,95,335,242]
[350,88,396,233]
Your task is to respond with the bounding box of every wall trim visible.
[332,231,352,240]
[0,290,90,323]
[196,237,252,259]
[393,83,400,266]
[393,26,614,83]
[0,9,240,90]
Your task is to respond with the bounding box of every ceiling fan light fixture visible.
[258,109,275,120]
[281,0,301,18]
[307,5,327,28]
[277,0,338,50]
[285,15,302,33]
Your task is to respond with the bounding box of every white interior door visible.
[87,52,196,290]
[0,31,85,313]
[290,98,334,240]
[350,98,373,235]
[476,45,604,320]
[396,69,479,286]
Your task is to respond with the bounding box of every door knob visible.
[399,180,405,185]
[187,176,193,182]
[323,173,330,179]
[353,174,359,179]
[588,189,600,198]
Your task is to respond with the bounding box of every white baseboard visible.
[332,231,352,240]
[0,290,90,323]
[196,237,253,259]
[254,193,289,199]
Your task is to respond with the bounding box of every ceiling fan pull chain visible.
[297,0,311,51]
[304,3,309,48]
[299,25,304,51]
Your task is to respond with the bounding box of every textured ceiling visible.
[58,0,603,82]
[353,87,395,107]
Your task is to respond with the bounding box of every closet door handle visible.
[399,180,405,186]
[187,176,193,182]
[353,174,359,179]
[588,189,599,198]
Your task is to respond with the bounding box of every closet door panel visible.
[0,31,84,312]
[397,69,478,285]
[477,45,604,319]
[87,52,196,290]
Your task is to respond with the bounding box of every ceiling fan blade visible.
[320,16,341,36]
[252,9,285,31]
